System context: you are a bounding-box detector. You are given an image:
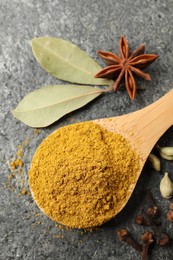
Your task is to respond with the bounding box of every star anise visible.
[95,36,159,100]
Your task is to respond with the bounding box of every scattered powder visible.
[21,188,27,195]
[10,158,23,170]
[5,129,40,196]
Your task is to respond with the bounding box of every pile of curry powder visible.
[29,122,139,229]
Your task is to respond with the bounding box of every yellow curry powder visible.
[29,122,139,228]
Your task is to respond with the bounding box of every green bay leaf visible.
[12,85,103,128]
[31,37,113,86]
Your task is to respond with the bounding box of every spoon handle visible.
[96,89,173,159]
[126,89,173,157]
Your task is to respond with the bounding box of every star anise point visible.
[95,36,159,100]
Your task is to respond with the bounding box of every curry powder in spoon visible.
[29,122,139,228]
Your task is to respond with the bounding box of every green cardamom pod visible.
[147,153,161,172]
[160,172,173,199]
[156,144,173,160]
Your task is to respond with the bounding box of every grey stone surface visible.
[1,0,173,259]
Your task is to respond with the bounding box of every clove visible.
[135,215,148,226]
[138,190,170,246]
[117,228,142,252]
[146,189,158,210]
[158,233,170,247]
[141,231,154,260]
[146,191,161,227]
[141,209,162,245]
[169,203,173,211]
[117,190,171,259]
[166,202,173,223]
[166,210,173,223]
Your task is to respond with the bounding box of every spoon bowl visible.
[30,89,173,227]
[93,89,173,213]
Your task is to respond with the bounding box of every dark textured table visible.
[1,1,173,259]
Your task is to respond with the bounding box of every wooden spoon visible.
[30,89,173,227]
[93,89,173,212]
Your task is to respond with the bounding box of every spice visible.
[21,188,27,195]
[95,36,159,100]
[169,203,173,210]
[166,210,173,222]
[160,172,173,199]
[135,215,148,226]
[6,132,39,196]
[9,143,24,170]
[156,144,173,160]
[117,228,142,252]
[29,121,139,228]
[147,206,159,219]
[118,190,172,260]
[147,153,160,172]
[141,231,154,260]
[158,233,170,246]
[146,189,159,219]
[166,203,173,223]
[10,158,23,170]
[137,190,171,246]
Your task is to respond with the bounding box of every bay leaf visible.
[31,37,113,86]
[12,85,103,128]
